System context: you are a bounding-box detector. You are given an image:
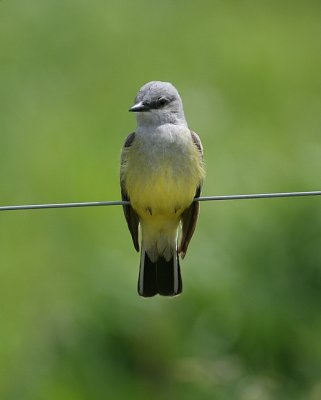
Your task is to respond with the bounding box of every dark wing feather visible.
[120,132,140,252]
[190,131,204,160]
[178,131,204,258]
[179,186,201,258]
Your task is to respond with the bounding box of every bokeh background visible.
[0,1,321,399]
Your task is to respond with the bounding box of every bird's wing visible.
[178,131,204,258]
[120,132,140,252]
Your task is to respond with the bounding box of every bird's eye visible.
[158,97,169,106]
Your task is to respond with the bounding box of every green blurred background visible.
[0,1,321,399]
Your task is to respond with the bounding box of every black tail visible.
[138,251,182,297]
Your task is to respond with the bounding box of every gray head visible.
[129,81,187,127]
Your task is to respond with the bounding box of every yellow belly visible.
[129,171,195,217]
[124,147,202,218]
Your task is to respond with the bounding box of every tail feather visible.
[138,249,182,297]
[138,250,158,297]
[157,255,182,296]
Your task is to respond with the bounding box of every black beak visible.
[129,101,149,112]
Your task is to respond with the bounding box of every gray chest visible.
[135,125,192,172]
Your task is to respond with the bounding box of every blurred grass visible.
[0,0,321,399]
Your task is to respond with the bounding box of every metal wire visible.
[194,190,321,202]
[0,200,130,212]
[0,190,320,212]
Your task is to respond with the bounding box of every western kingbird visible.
[120,81,204,297]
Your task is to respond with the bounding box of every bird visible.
[120,81,205,297]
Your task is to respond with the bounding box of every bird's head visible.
[129,81,187,127]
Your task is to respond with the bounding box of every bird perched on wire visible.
[120,81,205,297]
